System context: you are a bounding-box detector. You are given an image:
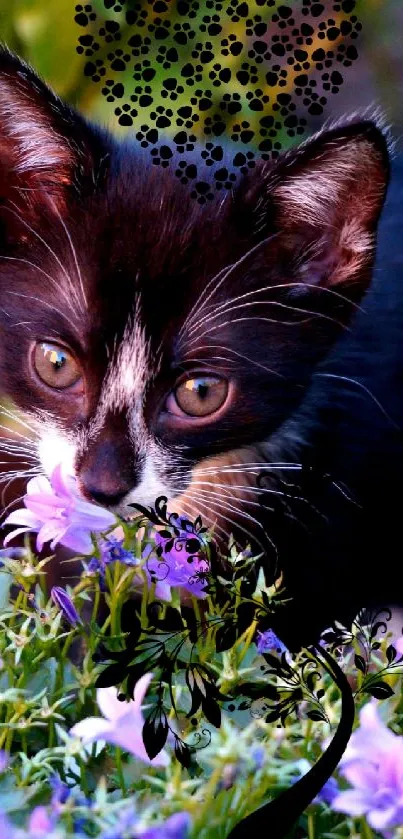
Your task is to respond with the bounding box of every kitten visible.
[0,48,394,647]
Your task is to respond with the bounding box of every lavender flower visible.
[331,700,403,832]
[3,465,116,554]
[70,673,170,766]
[139,812,191,839]
[0,750,8,773]
[256,629,288,656]
[51,587,81,627]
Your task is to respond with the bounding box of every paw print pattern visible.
[75,0,363,198]
[114,103,138,126]
[74,4,96,27]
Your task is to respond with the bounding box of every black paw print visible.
[231,120,254,144]
[245,15,267,38]
[150,145,174,168]
[199,14,222,36]
[76,34,100,57]
[220,92,241,115]
[265,65,288,88]
[203,114,226,138]
[130,86,153,108]
[271,5,295,28]
[302,1,325,17]
[191,181,214,204]
[132,60,156,83]
[191,40,214,64]
[205,0,223,9]
[101,79,125,102]
[155,45,179,69]
[172,130,197,153]
[177,0,200,18]
[84,59,106,82]
[322,69,343,93]
[161,77,185,101]
[107,49,130,72]
[74,4,96,26]
[190,88,212,111]
[246,88,269,111]
[150,105,174,129]
[232,150,256,175]
[98,20,121,44]
[213,167,237,190]
[220,33,243,57]
[248,38,270,64]
[236,62,259,86]
[126,6,147,27]
[228,1,249,23]
[175,105,199,130]
[135,125,159,148]
[336,42,358,67]
[114,103,138,127]
[147,17,171,40]
[200,141,223,167]
[104,0,123,10]
[181,62,203,86]
[128,34,151,57]
[175,160,197,186]
[208,63,231,87]
[173,21,196,46]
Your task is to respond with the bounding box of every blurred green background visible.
[0,0,402,149]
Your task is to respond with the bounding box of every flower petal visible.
[96,687,133,723]
[331,789,369,816]
[70,717,113,743]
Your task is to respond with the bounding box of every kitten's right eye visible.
[32,342,82,390]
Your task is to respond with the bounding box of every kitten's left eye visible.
[168,374,229,418]
[32,342,82,390]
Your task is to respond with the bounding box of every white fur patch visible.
[37,425,77,478]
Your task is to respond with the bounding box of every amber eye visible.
[32,342,81,389]
[173,375,228,417]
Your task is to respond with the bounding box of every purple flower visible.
[3,465,116,554]
[0,750,8,773]
[87,536,139,590]
[51,586,81,626]
[70,673,170,766]
[142,517,210,601]
[331,700,403,832]
[139,812,192,839]
[256,629,288,656]
[28,807,55,835]
[294,759,339,806]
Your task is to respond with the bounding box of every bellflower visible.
[70,672,170,766]
[51,587,81,627]
[256,629,288,656]
[142,515,210,601]
[3,465,116,554]
[331,700,403,832]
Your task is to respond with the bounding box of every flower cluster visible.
[1,463,403,839]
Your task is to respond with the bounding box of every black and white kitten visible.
[0,48,395,647]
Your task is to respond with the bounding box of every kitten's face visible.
[0,50,389,555]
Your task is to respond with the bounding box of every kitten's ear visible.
[0,48,107,241]
[237,118,390,306]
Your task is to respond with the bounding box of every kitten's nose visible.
[84,486,129,508]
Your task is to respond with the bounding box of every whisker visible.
[182,344,284,378]
[184,308,347,351]
[0,255,77,317]
[5,291,79,333]
[51,201,87,312]
[315,372,401,430]
[5,202,82,315]
[177,233,280,345]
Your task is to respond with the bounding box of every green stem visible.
[115,747,127,794]
[307,812,315,839]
